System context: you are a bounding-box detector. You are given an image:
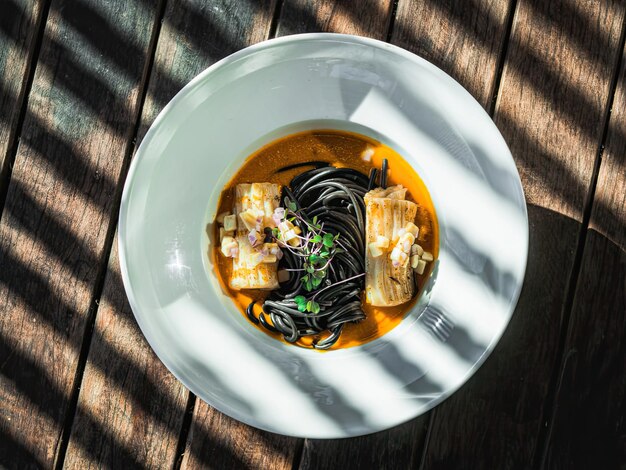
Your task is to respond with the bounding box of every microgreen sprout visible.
[271,197,350,313]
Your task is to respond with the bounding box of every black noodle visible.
[251,165,371,349]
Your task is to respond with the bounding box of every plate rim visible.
[118,32,529,439]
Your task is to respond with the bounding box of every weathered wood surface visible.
[182,403,298,470]
[276,0,393,39]
[63,241,189,468]
[384,1,514,466]
[418,1,626,468]
[542,38,626,470]
[61,0,297,468]
[0,0,48,199]
[391,0,512,112]
[1,0,625,468]
[0,0,160,467]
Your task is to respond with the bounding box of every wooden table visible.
[1,0,624,468]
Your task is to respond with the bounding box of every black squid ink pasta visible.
[248,161,389,349]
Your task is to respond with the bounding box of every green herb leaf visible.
[286,200,297,211]
[313,270,325,279]
[306,300,312,312]
[297,303,307,312]
[312,234,322,243]
[309,254,322,264]
[311,301,321,314]
[312,215,318,224]
[323,233,334,247]
[294,295,306,305]
[311,277,322,288]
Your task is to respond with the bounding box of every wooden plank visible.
[272,1,513,468]
[162,0,295,466]
[542,39,626,470]
[56,0,288,468]
[0,0,160,466]
[391,0,512,110]
[63,239,189,468]
[0,0,48,193]
[418,1,626,468]
[276,0,393,39]
[299,419,429,470]
[183,404,297,470]
[267,1,435,468]
[153,5,298,468]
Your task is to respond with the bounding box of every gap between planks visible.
[289,3,403,469]
[52,0,170,467]
[533,11,626,470]
[412,0,519,467]
[0,0,53,222]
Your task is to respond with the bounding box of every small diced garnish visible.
[239,209,262,231]
[217,211,230,224]
[415,259,427,275]
[361,147,374,162]
[375,235,390,248]
[262,254,277,263]
[390,247,408,266]
[405,222,419,238]
[410,254,420,269]
[283,229,298,243]
[369,242,384,258]
[220,236,238,257]
[223,214,237,232]
[278,220,293,232]
[248,229,262,247]
[413,244,424,256]
[390,232,415,262]
[271,207,285,227]
[422,251,434,262]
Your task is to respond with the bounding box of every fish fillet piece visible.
[230,183,281,290]
[364,186,418,306]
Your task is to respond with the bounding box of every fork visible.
[420,307,454,342]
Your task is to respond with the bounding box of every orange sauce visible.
[212,130,439,349]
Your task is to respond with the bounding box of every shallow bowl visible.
[119,33,528,438]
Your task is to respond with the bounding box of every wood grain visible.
[59,0,289,468]
[0,0,48,197]
[273,1,433,468]
[418,1,626,468]
[0,0,159,467]
[299,419,429,470]
[276,0,393,39]
[163,1,300,467]
[392,0,511,110]
[182,401,297,470]
[63,238,189,469]
[542,38,626,470]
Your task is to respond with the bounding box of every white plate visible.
[119,33,528,438]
